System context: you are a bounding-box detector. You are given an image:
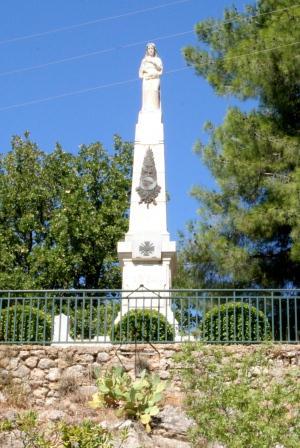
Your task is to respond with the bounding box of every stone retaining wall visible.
[0,344,299,408]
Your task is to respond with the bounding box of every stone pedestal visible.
[117,106,176,324]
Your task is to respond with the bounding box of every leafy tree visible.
[177,0,300,288]
[0,133,132,289]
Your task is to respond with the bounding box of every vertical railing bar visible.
[195,293,198,333]
[264,295,267,340]
[66,295,70,343]
[271,291,275,341]
[218,296,221,343]
[81,292,86,342]
[35,295,41,343]
[102,293,105,343]
[157,294,161,343]
[96,297,100,343]
[135,295,138,344]
[150,295,153,343]
[180,297,183,342]
[233,291,236,343]
[279,295,283,343]
[59,294,62,343]
[256,296,259,342]
[142,295,145,343]
[74,295,78,343]
[226,294,229,343]
[295,296,298,342]
[172,292,175,342]
[126,296,130,343]
[5,292,11,342]
[202,294,206,342]
[89,295,93,342]
[187,295,190,341]
[103,293,107,344]
[287,296,290,343]
[12,296,18,343]
[165,295,168,342]
[248,296,252,342]
[0,295,3,342]
[119,293,123,342]
[43,292,48,345]
[210,295,213,342]
[51,294,55,343]
[111,295,116,343]
[241,295,244,343]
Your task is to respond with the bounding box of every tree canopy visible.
[0,133,132,289]
[177,0,300,288]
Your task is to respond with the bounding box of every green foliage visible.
[14,411,52,448]
[175,344,300,447]
[90,366,132,408]
[112,309,174,342]
[68,301,120,339]
[201,301,271,342]
[0,419,13,432]
[60,420,112,448]
[0,305,52,343]
[178,0,300,288]
[121,370,166,433]
[0,411,113,448]
[90,367,166,432]
[0,133,132,289]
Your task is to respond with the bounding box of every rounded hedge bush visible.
[112,309,174,342]
[0,305,52,343]
[69,302,120,340]
[201,302,271,342]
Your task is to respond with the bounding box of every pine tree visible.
[178,0,300,288]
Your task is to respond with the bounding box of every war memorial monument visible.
[117,43,177,325]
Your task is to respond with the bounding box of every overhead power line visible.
[0,4,298,78]
[0,40,299,113]
[0,31,193,78]
[0,0,192,45]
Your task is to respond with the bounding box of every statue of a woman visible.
[139,43,163,111]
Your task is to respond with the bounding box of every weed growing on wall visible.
[175,344,300,448]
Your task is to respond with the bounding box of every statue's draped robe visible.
[139,56,163,111]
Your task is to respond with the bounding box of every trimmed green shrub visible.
[201,301,271,342]
[112,309,174,342]
[0,305,52,343]
[68,302,119,340]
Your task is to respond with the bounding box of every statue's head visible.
[146,42,157,57]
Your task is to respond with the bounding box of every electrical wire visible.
[0,0,192,45]
[0,40,299,112]
[0,31,193,78]
[0,4,298,78]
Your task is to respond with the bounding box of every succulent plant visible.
[89,366,131,408]
[89,367,166,432]
[121,370,166,432]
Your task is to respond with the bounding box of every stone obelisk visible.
[117,43,176,323]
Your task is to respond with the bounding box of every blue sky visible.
[0,0,255,241]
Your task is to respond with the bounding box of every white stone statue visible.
[139,42,163,111]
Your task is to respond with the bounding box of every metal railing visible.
[0,289,299,345]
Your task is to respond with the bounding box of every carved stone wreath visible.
[139,241,155,256]
[136,147,161,208]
